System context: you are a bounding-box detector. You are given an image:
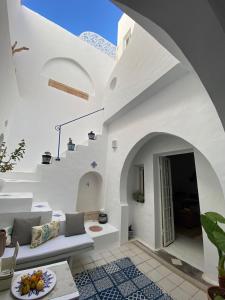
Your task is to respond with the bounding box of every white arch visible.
[76,171,103,213]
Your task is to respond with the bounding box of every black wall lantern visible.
[42,151,52,164]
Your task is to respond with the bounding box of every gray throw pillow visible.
[11,216,41,247]
[65,213,86,237]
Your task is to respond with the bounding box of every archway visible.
[120,132,225,281]
[76,171,103,213]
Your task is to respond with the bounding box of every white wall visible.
[116,14,135,61]
[126,134,224,282]
[0,0,20,142]
[104,19,179,122]
[104,71,225,283]
[5,1,114,171]
[127,135,193,248]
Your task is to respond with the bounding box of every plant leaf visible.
[214,231,225,252]
[205,212,225,224]
[201,214,224,249]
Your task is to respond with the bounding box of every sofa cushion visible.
[11,217,41,247]
[65,213,86,237]
[2,234,94,264]
[31,221,60,248]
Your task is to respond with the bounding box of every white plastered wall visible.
[127,134,224,283]
[104,70,225,283]
[0,0,20,142]
[5,0,114,171]
[77,172,103,212]
[116,14,135,61]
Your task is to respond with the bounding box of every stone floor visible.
[72,241,207,300]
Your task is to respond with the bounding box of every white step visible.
[0,192,33,213]
[85,221,119,251]
[32,201,52,212]
[0,172,38,180]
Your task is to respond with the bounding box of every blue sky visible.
[21,0,123,45]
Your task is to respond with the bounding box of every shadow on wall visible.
[76,171,103,213]
[41,57,95,96]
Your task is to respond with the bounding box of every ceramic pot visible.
[98,213,108,224]
[0,229,6,257]
[42,151,52,164]
[207,286,225,299]
[0,178,5,192]
[88,131,96,140]
[67,143,75,151]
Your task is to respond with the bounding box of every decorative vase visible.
[88,131,96,140]
[42,151,52,164]
[98,212,108,224]
[67,138,75,151]
[0,178,5,192]
[0,229,6,257]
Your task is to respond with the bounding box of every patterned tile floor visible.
[72,241,207,300]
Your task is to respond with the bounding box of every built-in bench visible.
[0,212,94,270]
[2,232,94,270]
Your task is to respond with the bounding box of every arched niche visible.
[76,171,103,212]
[42,57,95,96]
[120,132,225,283]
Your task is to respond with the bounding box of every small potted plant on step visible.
[88,131,96,140]
[201,212,225,299]
[132,191,145,203]
[0,139,26,191]
[67,138,75,151]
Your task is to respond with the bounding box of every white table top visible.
[0,261,79,300]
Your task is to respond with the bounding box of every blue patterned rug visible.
[74,257,173,300]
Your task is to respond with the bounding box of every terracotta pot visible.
[219,276,225,289]
[208,286,225,299]
[0,229,6,257]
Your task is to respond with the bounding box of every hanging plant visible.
[0,139,26,173]
[132,191,145,203]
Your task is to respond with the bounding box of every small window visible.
[138,166,145,195]
[123,29,131,51]
[132,165,145,203]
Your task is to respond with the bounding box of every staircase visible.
[1,133,107,213]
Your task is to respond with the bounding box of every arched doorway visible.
[120,132,225,280]
[76,171,103,213]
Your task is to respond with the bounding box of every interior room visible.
[164,153,204,271]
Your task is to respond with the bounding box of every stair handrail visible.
[55,108,104,161]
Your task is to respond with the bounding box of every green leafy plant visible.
[201,212,225,282]
[0,139,26,172]
[132,191,145,203]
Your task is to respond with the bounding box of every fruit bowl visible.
[11,268,56,299]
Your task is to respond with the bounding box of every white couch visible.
[1,212,94,270]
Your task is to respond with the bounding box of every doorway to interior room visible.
[159,152,204,270]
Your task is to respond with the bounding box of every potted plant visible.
[67,138,75,151]
[201,212,225,299]
[88,131,96,140]
[42,151,52,164]
[132,191,145,203]
[0,139,26,191]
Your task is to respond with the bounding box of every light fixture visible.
[112,140,118,150]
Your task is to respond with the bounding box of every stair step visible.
[0,172,38,180]
[32,201,52,212]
